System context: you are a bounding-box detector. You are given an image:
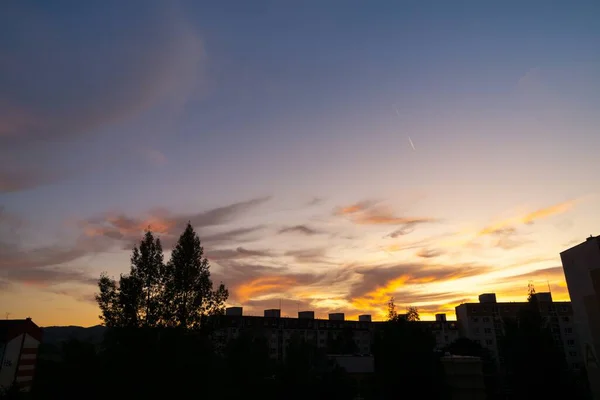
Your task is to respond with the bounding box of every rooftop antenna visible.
[5,312,10,320]
[547,280,552,294]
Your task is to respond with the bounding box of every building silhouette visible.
[0,318,42,392]
[215,307,460,361]
[455,292,582,369]
[561,235,600,400]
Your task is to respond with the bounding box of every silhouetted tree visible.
[131,231,165,326]
[374,299,441,399]
[163,223,228,329]
[95,224,228,329]
[95,231,164,328]
[387,297,398,321]
[405,305,420,321]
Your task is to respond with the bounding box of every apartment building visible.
[561,235,600,400]
[455,293,582,369]
[422,313,460,351]
[214,307,460,361]
[214,308,373,361]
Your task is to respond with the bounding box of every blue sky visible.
[1,0,600,326]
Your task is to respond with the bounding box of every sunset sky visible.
[1,1,600,327]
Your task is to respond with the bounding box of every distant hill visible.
[41,325,107,345]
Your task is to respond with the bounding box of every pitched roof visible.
[0,319,43,342]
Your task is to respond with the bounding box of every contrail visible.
[394,105,415,151]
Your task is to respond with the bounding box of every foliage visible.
[387,297,398,321]
[374,302,442,399]
[405,305,420,321]
[162,223,229,328]
[95,223,228,329]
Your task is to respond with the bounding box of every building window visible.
[562,316,570,322]
[473,328,480,335]
[485,339,493,346]
[567,340,575,347]
[565,328,573,334]
[483,317,490,323]
[472,317,479,322]
[484,328,492,335]
[569,351,577,357]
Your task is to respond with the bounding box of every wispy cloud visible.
[348,263,490,313]
[81,197,271,248]
[479,200,577,236]
[0,1,205,194]
[335,200,437,227]
[207,247,273,261]
[284,248,331,264]
[0,237,105,288]
[278,225,322,236]
[0,167,60,194]
[416,248,444,258]
[0,1,204,144]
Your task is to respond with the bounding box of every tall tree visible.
[95,231,164,328]
[96,272,121,327]
[387,297,398,321]
[130,231,164,326]
[163,222,228,329]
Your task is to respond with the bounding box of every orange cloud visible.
[350,274,437,312]
[336,201,437,226]
[235,276,297,301]
[479,200,576,236]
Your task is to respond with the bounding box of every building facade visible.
[215,307,459,361]
[0,318,43,392]
[561,235,600,400]
[455,293,582,369]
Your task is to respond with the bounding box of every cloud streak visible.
[278,225,322,236]
[479,200,577,236]
[81,197,271,248]
[335,200,437,227]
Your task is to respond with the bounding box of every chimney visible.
[225,307,243,316]
[358,315,372,322]
[264,309,281,318]
[298,311,315,319]
[328,313,345,321]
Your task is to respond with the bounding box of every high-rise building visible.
[455,293,581,368]
[561,235,600,399]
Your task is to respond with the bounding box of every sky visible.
[1,0,600,327]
